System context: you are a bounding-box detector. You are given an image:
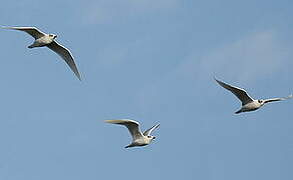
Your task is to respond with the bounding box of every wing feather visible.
[143,124,160,136]
[47,41,81,81]
[3,27,45,39]
[105,119,143,140]
[215,78,254,105]
[264,94,293,104]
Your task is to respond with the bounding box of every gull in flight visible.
[215,78,293,114]
[105,119,160,148]
[3,27,81,80]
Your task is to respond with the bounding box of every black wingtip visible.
[213,76,221,82]
[214,77,222,85]
[74,72,82,81]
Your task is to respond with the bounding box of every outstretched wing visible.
[143,124,160,136]
[264,94,293,104]
[105,119,143,140]
[3,27,46,39]
[47,41,81,81]
[215,78,254,105]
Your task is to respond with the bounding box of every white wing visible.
[105,119,143,140]
[264,94,293,104]
[47,41,81,81]
[3,27,46,39]
[215,78,254,105]
[143,124,160,136]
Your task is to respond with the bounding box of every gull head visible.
[147,135,156,140]
[258,99,265,105]
[49,34,57,39]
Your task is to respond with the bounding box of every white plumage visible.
[215,78,293,114]
[3,27,81,81]
[105,119,160,148]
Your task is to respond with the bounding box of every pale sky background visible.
[0,0,293,180]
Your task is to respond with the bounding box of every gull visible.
[215,78,293,114]
[105,119,160,148]
[3,26,81,80]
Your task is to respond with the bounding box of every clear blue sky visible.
[0,0,293,179]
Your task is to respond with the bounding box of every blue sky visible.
[0,0,293,179]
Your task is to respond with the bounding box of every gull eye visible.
[49,34,56,38]
[258,100,262,103]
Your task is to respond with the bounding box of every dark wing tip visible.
[69,63,82,81]
[213,76,220,82]
[214,77,224,86]
[75,72,82,81]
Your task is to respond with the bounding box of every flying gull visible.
[215,78,292,114]
[3,26,81,80]
[105,119,160,148]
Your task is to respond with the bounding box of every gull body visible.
[28,34,56,48]
[126,135,154,148]
[105,119,160,148]
[236,100,265,113]
[215,78,292,114]
[3,27,81,80]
